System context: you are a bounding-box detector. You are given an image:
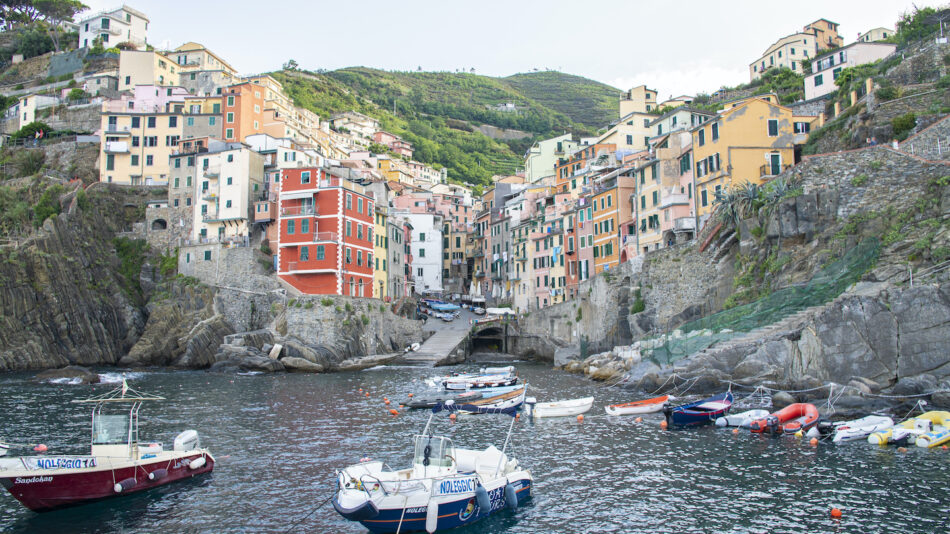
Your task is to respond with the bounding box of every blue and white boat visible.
[332,403,532,533]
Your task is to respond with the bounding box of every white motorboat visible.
[715,409,771,428]
[832,415,895,443]
[332,404,532,533]
[524,396,593,419]
[605,395,670,416]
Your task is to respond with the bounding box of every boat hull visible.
[0,452,214,512]
[605,395,669,416]
[352,476,532,534]
[665,392,733,427]
[530,397,594,419]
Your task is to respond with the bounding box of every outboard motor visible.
[765,415,781,436]
[662,404,673,426]
[173,430,200,452]
[524,397,537,418]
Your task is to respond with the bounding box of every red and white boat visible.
[0,381,214,512]
[604,395,670,416]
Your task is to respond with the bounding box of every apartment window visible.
[297,218,308,234]
[301,171,310,184]
[345,221,351,237]
[652,191,658,205]
[767,119,778,137]
[226,112,234,123]
[300,246,309,261]
[106,154,115,171]
[144,136,157,147]
[607,195,612,207]
[357,250,363,266]
[174,177,180,188]
[711,123,719,141]
[204,250,211,261]
[346,194,352,210]
[625,134,633,145]
[226,96,235,106]
[701,189,708,207]
[778,51,782,58]
[814,74,823,86]
[169,117,178,127]
[209,117,216,125]
[225,128,233,138]
[832,67,842,80]
[698,129,705,146]
[287,220,295,234]
[316,245,325,260]
[357,224,363,240]
[640,195,645,209]
[186,197,191,206]
[186,176,192,186]
[144,116,154,128]
[131,155,139,166]
[212,103,220,114]
[174,199,179,207]
[124,75,130,85]
[253,121,259,130]
[145,155,153,166]
[358,197,363,213]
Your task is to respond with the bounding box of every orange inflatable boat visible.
[748,403,820,434]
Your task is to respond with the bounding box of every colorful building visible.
[524,134,579,184]
[78,5,149,50]
[118,50,180,90]
[276,168,375,296]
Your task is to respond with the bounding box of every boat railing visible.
[356,472,478,497]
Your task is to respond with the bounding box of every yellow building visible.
[597,112,654,154]
[590,171,636,274]
[374,205,389,299]
[691,96,817,223]
[619,84,658,116]
[99,102,183,185]
[118,50,180,90]
[633,160,663,252]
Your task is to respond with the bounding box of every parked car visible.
[441,313,454,322]
[473,307,486,315]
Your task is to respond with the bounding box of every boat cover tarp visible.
[430,303,461,311]
[486,307,516,316]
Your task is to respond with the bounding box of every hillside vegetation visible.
[274,68,621,185]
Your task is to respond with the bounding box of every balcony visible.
[201,211,244,223]
[202,165,221,177]
[313,231,338,242]
[474,271,486,278]
[103,126,132,136]
[473,250,485,258]
[201,191,217,201]
[760,164,791,178]
[104,141,128,153]
[673,217,696,233]
[280,205,318,217]
[88,23,121,35]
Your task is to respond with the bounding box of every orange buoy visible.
[449,413,457,422]
[389,409,399,416]
[733,428,739,434]
[408,393,413,398]
[810,438,818,446]
[898,447,908,453]
[942,445,948,450]
[384,399,390,405]
[359,388,363,392]
[577,415,584,422]
[399,404,405,408]
[383,397,388,401]
[660,420,668,429]
[635,417,643,423]
[830,508,842,519]
[515,414,520,421]
[33,444,48,453]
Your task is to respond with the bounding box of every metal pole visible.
[495,410,519,476]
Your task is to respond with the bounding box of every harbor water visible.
[1,363,948,533]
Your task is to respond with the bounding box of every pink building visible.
[372,131,414,159]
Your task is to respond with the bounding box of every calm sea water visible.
[1,364,948,533]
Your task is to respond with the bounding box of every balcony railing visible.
[104,141,128,153]
[202,165,221,177]
[201,212,244,223]
[673,217,696,232]
[760,164,791,177]
[280,205,317,217]
[201,191,217,201]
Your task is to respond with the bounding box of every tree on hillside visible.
[283,59,299,71]
[34,0,87,52]
[1,1,43,28]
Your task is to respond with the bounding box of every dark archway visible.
[151,218,168,230]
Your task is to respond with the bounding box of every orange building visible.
[221,82,266,143]
[554,143,616,198]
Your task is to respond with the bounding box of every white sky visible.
[81,0,924,97]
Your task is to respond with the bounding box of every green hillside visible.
[273,67,620,186]
[503,71,621,128]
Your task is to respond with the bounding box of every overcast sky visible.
[82,0,925,97]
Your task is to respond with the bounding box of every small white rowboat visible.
[525,396,593,419]
[605,395,669,416]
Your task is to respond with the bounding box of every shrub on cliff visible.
[112,238,149,299]
[891,113,917,140]
[32,184,64,227]
[11,121,52,141]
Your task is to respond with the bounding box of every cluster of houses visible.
[1,7,904,312]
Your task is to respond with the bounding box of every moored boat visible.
[0,381,214,512]
[525,396,594,419]
[455,386,527,415]
[715,409,770,428]
[604,395,669,416]
[664,392,734,427]
[831,415,894,443]
[868,411,950,446]
[332,403,532,533]
[748,403,820,435]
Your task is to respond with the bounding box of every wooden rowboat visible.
[604,395,669,416]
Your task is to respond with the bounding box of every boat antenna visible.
[422,410,435,437]
[495,386,524,476]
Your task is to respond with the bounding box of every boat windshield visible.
[93,414,130,445]
[413,435,454,468]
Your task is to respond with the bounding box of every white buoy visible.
[188,456,206,470]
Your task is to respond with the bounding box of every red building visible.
[277,168,375,296]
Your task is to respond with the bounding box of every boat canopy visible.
[413,435,455,469]
[430,303,460,312]
[432,399,519,417]
[486,307,516,316]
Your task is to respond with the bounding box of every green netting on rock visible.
[645,238,881,366]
